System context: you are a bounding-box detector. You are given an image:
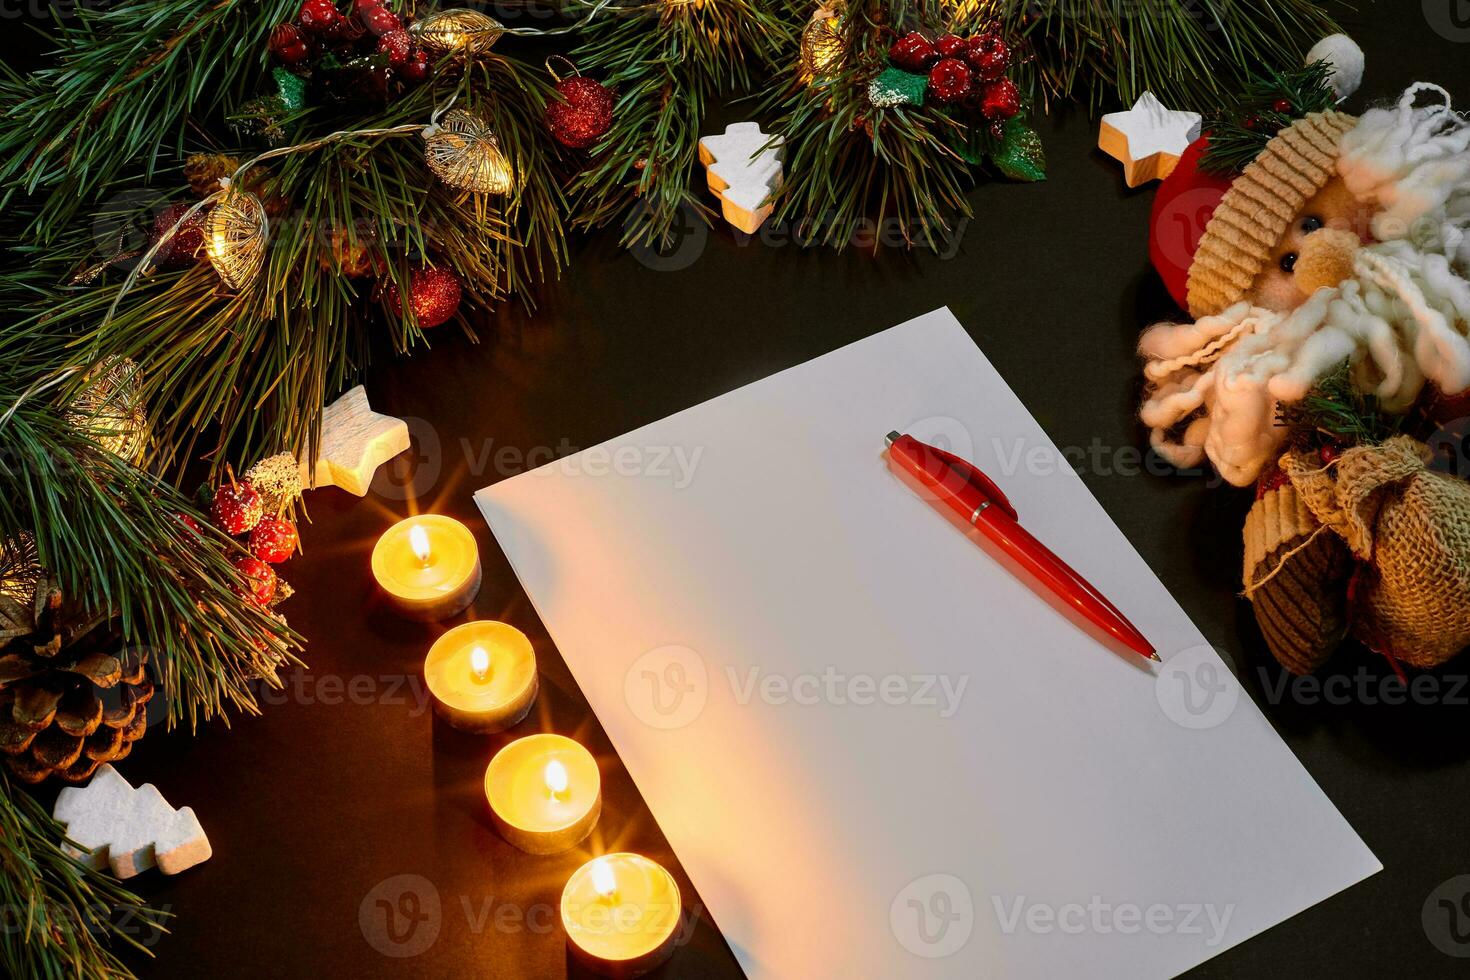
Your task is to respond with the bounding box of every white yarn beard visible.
[1138,84,1470,488]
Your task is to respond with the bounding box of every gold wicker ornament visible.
[424,109,515,194]
[0,534,41,607]
[411,9,505,55]
[68,357,148,463]
[204,183,269,291]
[800,6,844,82]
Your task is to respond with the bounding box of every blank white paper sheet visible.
[475,308,1379,979]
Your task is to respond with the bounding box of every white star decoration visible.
[303,385,410,496]
[698,122,785,235]
[1098,92,1202,188]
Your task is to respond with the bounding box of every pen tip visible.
[1145,649,1162,663]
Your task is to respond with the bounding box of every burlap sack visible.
[1242,482,1354,674]
[1283,437,1470,668]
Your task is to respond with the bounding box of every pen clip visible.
[929,446,1019,522]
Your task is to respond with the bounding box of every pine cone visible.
[0,576,154,784]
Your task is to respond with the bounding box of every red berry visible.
[377,28,411,66]
[360,5,401,36]
[297,0,343,36]
[935,34,966,58]
[269,24,311,64]
[965,33,1010,81]
[175,513,205,537]
[1272,97,1293,114]
[151,202,205,268]
[927,58,973,105]
[212,480,264,535]
[231,556,278,606]
[249,517,299,564]
[399,47,431,83]
[888,31,938,73]
[980,77,1021,120]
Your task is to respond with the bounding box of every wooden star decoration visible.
[302,385,410,496]
[1098,92,1202,188]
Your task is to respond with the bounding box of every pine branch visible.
[1200,60,1339,175]
[1,54,566,477]
[0,771,165,980]
[564,0,796,247]
[0,0,301,242]
[1277,362,1403,452]
[0,348,301,730]
[944,0,1339,113]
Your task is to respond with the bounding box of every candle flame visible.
[409,524,432,564]
[590,857,617,899]
[544,759,569,797]
[470,645,490,681]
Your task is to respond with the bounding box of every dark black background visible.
[8,2,1470,977]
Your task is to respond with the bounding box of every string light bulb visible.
[423,109,515,195]
[799,4,845,83]
[410,8,505,56]
[204,182,268,291]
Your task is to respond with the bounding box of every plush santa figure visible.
[1139,84,1470,487]
[1136,83,1470,674]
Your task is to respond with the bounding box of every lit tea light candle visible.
[370,515,482,621]
[562,853,682,978]
[423,621,538,733]
[484,733,600,854]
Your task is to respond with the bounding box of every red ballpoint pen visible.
[885,432,1159,662]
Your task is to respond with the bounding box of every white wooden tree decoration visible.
[53,764,212,878]
[302,385,411,496]
[698,122,785,235]
[1097,92,1202,188]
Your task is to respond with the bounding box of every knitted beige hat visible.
[1186,111,1358,319]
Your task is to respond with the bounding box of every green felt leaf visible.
[991,117,1046,183]
[273,66,307,112]
[868,67,928,109]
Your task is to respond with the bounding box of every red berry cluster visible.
[205,465,300,608]
[887,29,1022,126]
[269,0,431,100]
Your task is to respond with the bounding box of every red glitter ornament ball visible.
[964,32,1010,81]
[151,202,205,268]
[249,517,299,564]
[231,556,278,606]
[212,479,264,535]
[927,58,973,104]
[888,31,938,73]
[545,76,615,149]
[980,77,1021,120]
[934,34,966,58]
[296,0,342,36]
[383,266,462,329]
[269,23,311,64]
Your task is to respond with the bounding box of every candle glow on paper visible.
[562,853,682,978]
[424,622,537,733]
[485,733,600,854]
[371,515,482,621]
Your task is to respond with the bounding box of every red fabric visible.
[1149,137,1235,312]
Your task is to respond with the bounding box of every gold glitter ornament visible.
[204,183,269,291]
[423,109,515,194]
[410,9,504,56]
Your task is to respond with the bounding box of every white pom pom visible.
[1306,34,1364,101]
